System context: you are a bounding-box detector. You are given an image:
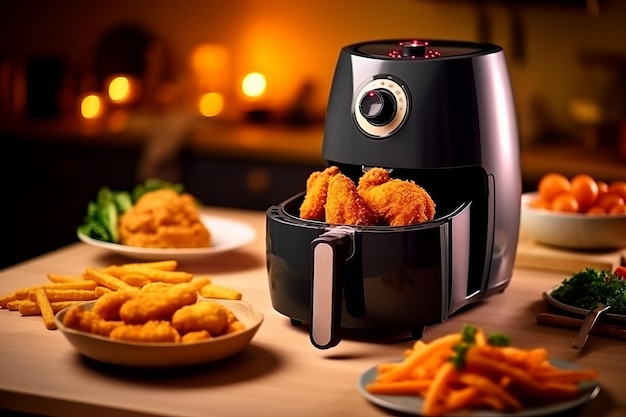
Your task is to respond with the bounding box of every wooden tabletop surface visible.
[1,206,625,417]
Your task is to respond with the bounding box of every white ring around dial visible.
[353,77,409,138]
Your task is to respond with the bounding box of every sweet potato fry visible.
[375,333,461,383]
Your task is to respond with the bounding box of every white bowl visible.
[55,299,263,367]
[520,192,626,250]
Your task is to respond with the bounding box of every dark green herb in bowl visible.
[551,268,626,315]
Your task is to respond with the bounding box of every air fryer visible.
[266,39,521,349]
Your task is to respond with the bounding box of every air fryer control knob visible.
[359,89,397,126]
[353,76,409,138]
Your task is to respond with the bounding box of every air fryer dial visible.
[353,76,409,138]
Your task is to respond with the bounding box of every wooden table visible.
[1,206,625,417]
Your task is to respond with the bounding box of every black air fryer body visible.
[266,40,521,349]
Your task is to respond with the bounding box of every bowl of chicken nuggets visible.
[54,293,263,367]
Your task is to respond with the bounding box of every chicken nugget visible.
[109,320,181,343]
[62,306,123,337]
[299,166,340,221]
[141,282,175,293]
[93,291,137,321]
[325,173,377,226]
[171,300,229,336]
[357,167,436,226]
[119,283,197,324]
[181,330,212,343]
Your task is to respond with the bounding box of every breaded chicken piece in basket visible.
[299,166,340,221]
[357,167,436,226]
[325,173,377,226]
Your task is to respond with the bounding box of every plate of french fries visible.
[77,215,256,261]
[359,325,599,416]
[0,260,262,367]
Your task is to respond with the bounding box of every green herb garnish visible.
[449,324,511,370]
[551,268,626,315]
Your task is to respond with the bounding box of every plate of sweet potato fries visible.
[359,325,599,416]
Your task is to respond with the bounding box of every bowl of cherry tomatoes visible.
[521,173,626,249]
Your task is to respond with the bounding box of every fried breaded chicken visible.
[357,168,436,226]
[93,290,138,321]
[299,166,340,220]
[119,283,197,324]
[109,320,182,343]
[325,173,377,226]
[171,300,230,336]
[62,306,123,337]
[119,189,211,248]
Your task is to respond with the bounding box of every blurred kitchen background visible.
[1,0,625,268]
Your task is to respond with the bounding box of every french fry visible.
[106,260,179,271]
[18,300,83,316]
[29,289,98,303]
[6,299,22,311]
[15,281,98,299]
[47,273,81,283]
[83,268,137,291]
[104,265,193,284]
[0,292,17,308]
[34,287,56,330]
[119,273,151,287]
[200,283,242,300]
[191,277,212,290]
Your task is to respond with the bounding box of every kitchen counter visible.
[1,206,625,417]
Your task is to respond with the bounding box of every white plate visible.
[77,215,256,261]
[55,299,263,367]
[543,287,626,322]
[358,358,599,416]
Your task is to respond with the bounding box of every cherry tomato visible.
[596,180,610,200]
[608,180,626,201]
[609,203,626,214]
[570,174,598,212]
[538,173,571,202]
[597,193,625,212]
[550,193,579,213]
[530,197,550,209]
[586,205,606,214]
[613,266,626,280]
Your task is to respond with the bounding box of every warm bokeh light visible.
[241,72,266,98]
[199,92,224,117]
[108,76,131,103]
[191,43,229,93]
[80,94,103,119]
[192,44,229,75]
